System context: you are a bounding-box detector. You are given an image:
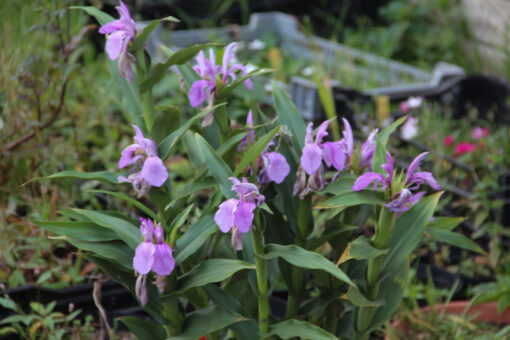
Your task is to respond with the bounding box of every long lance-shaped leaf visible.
[118,316,166,340]
[194,133,234,198]
[378,115,407,146]
[272,81,307,155]
[166,259,255,297]
[216,68,273,99]
[68,239,133,269]
[167,306,246,340]
[87,189,159,221]
[174,214,216,265]
[234,126,279,176]
[426,227,485,254]
[70,6,114,26]
[314,190,385,210]
[31,171,119,185]
[71,209,140,249]
[336,235,388,264]
[140,43,221,93]
[263,319,338,340]
[34,221,119,242]
[158,104,225,160]
[257,244,354,286]
[130,16,179,53]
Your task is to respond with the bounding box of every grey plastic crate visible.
[145,12,465,120]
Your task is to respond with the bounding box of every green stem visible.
[252,227,269,338]
[356,208,396,335]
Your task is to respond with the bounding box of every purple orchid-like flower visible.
[214,177,265,249]
[133,218,175,306]
[352,152,440,214]
[98,1,137,81]
[237,110,255,152]
[339,118,377,171]
[118,125,168,197]
[294,121,345,198]
[188,43,253,126]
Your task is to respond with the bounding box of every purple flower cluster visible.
[118,125,168,197]
[133,218,175,305]
[188,43,253,126]
[98,1,137,81]
[353,152,440,214]
[214,178,265,250]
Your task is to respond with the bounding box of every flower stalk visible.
[252,225,269,338]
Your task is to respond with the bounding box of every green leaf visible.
[272,81,307,154]
[372,138,387,175]
[216,68,272,99]
[169,260,255,296]
[337,236,388,264]
[34,220,119,242]
[70,6,114,26]
[264,319,337,340]
[165,178,216,211]
[174,215,216,265]
[140,43,221,93]
[151,105,181,144]
[427,216,463,231]
[87,190,159,222]
[167,306,246,340]
[378,115,407,146]
[343,286,384,307]
[234,126,279,176]
[194,133,234,198]
[318,177,356,195]
[158,104,224,160]
[0,298,16,311]
[258,244,354,286]
[427,227,485,254]
[71,209,140,249]
[314,190,385,209]
[68,239,133,269]
[130,16,179,53]
[36,170,118,184]
[118,316,166,340]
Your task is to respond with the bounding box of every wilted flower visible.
[399,96,423,113]
[470,126,490,140]
[133,218,175,306]
[118,125,168,197]
[444,134,454,147]
[401,116,419,140]
[215,177,265,249]
[188,43,253,126]
[353,152,440,214]
[98,1,137,81]
[454,142,476,157]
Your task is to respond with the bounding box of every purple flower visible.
[339,118,377,171]
[214,178,265,249]
[98,1,137,81]
[352,152,440,214]
[294,121,345,198]
[133,218,175,306]
[237,110,255,152]
[187,43,253,126]
[118,125,168,197]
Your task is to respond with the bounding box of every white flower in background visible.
[302,66,316,77]
[245,63,258,73]
[264,82,273,93]
[401,117,419,140]
[248,39,266,51]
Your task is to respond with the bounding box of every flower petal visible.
[410,171,441,190]
[152,243,175,276]
[222,43,238,77]
[133,242,155,275]
[264,152,290,184]
[188,80,210,107]
[215,199,238,233]
[341,118,353,157]
[118,144,141,169]
[141,156,168,187]
[321,142,345,171]
[98,20,125,34]
[407,152,428,177]
[315,120,329,144]
[234,201,256,233]
[105,30,125,60]
[301,143,322,175]
[352,172,386,191]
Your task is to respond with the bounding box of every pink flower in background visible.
[444,135,454,147]
[399,96,423,113]
[454,142,476,157]
[118,125,168,196]
[400,117,419,140]
[98,1,137,81]
[470,126,490,140]
[214,178,265,249]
